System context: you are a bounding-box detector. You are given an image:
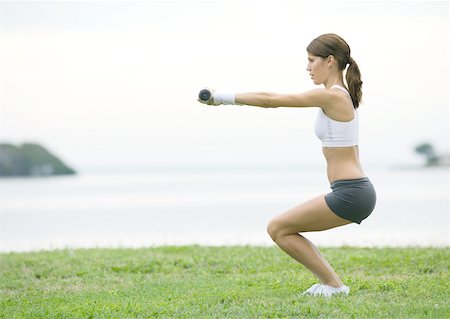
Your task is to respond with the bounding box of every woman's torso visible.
[316,85,366,182]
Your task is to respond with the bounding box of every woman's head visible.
[307,33,363,108]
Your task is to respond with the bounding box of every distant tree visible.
[414,143,439,166]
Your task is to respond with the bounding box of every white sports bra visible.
[314,85,359,147]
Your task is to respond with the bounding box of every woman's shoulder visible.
[312,86,349,102]
[321,87,355,121]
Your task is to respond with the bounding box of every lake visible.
[0,166,448,252]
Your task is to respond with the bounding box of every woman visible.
[198,34,376,297]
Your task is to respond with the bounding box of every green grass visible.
[1,246,449,318]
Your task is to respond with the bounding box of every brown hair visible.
[307,33,362,109]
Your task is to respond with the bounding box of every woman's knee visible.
[267,218,285,242]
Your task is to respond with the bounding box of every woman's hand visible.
[197,89,222,106]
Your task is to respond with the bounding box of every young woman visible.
[198,33,376,297]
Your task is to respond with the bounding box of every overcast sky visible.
[1,0,448,171]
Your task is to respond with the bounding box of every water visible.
[0,166,448,252]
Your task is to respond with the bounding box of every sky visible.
[0,0,449,172]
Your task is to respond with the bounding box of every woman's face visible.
[306,54,328,85]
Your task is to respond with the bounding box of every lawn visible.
[1,246,448,318]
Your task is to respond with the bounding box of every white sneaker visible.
[304,284,350,297]
[302,283,322,295]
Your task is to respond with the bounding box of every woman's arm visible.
[236,89,336,109]
[198,88,344,112]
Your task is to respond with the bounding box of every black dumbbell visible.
[198,89,212,102]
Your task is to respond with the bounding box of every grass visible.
[0,246,449,318]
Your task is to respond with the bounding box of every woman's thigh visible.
[270,195,352,235]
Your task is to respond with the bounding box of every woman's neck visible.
[324,74,345,89]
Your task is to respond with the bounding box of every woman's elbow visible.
[261,93,279,108]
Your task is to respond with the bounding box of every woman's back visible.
[322,146,364,182]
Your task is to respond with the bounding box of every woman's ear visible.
[327,55,336,67]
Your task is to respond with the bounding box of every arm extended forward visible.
[199,88,335,110]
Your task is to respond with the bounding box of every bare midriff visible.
[322,146,365,183]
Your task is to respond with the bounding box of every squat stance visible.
[198,33,376,297]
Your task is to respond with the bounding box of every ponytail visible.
[346,57,363,109]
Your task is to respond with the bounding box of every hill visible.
[0,143,76,177]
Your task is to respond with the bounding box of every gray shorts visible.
[324,177,376,224]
